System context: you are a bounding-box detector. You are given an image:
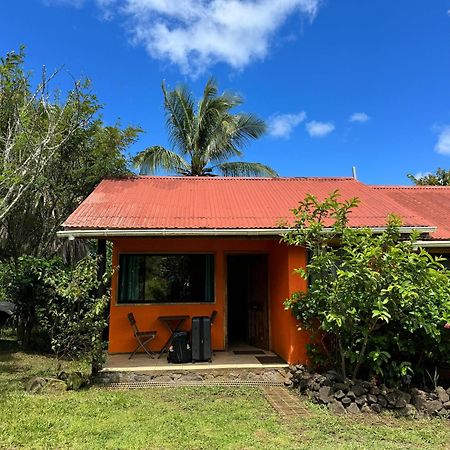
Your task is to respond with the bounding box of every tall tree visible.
[408,168,450,186]
[133,78,277,177]
[0,48,141,259]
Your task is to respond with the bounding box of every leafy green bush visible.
[282,191,450,386]
[0,256,109,371]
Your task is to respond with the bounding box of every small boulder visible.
[329,400,347,415]
[378,396,387,408]
[346,402,361,414]
[370,386,381,395]
[399,404,417,418]
[25,376,47,394]
[318,386,333,404]
[424,400,443,415]
[355,396,367,406]
[371,403,382,413]
[436,386,450,403]
[352,384,366,397]
[395,392,411,409]
[386,391,398,406]
[443,401,450,410]
[334,389,345,400]
[341,397,352,406]
[367,394,378,404]
[361,404,372,414]
[40,378,67,394]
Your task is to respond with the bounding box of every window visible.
[118,254,215,304]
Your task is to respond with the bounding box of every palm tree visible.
[133,78,277,177]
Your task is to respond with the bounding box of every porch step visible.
[97,379,284,389]
[94,367,289,388]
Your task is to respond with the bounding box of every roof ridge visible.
[102,176,357,182]
[372,185,450,190]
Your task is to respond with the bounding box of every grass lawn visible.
[1,340,450,450]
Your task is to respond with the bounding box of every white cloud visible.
[306,120,335,138]
[268,112,306,138]
[435,126,450,155]
[349,112,370,123]
[49,0,322,75]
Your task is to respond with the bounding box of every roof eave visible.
[56,226,436,239]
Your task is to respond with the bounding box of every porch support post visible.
[97,238,107,297]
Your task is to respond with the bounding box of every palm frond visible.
[132,146,189,175]
[207,113,266,164]
[215,162,278,177]
[162,81,195,156]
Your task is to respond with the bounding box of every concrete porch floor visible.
[104,346,288,372]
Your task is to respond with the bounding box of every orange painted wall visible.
[108,237,309,364]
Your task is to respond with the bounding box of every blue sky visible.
[1,0,450,184]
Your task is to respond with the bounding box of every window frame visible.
[116,252,217,306]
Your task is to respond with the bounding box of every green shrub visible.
[0,256,109,371]
[283,191,450,386]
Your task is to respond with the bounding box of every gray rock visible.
[386,391,398,406]
[395,392,411,409]
[346,402,361,414]
[347,390,356,400]
[367,394,378,404]
[361,404,372,414]
[370,386,380,395]
[352,384,366,397]
[334,389,346,400]
[40,378,67,394]
[355,396,367,406]
[443,401,450,410]
[424,400,443,414]
[436,386,450,403]
[25,376,47,394]
[446,387,450,397]
[378,396,387,408]
[341,397,352,406]
[399,404,417,418]
[153,375,173,383]
[318,386,333,404]
[413,395,428,411]
[329,400,347,415]
[371,403,382,413]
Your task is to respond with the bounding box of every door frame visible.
[224,252,271,351]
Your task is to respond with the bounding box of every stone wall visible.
[286,365,450,418]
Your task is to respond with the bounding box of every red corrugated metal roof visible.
[62,176,434,232]
[372,185,450,239]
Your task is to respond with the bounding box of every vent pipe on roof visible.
[352,166,358,180]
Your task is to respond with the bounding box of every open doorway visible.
[226,254,269,350]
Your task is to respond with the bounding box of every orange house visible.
[58,176,450,364]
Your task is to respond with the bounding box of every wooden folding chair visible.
[127,313,157,359]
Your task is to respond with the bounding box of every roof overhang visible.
[414,240,450,248]
[57,226,436,239]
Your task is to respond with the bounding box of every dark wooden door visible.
[247,255,269,349]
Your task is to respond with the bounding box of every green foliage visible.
[133,78,277,177]
[0,256,109,367]
[283,192,450,384]
[0,48,141,259]
[408,168,450,186]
